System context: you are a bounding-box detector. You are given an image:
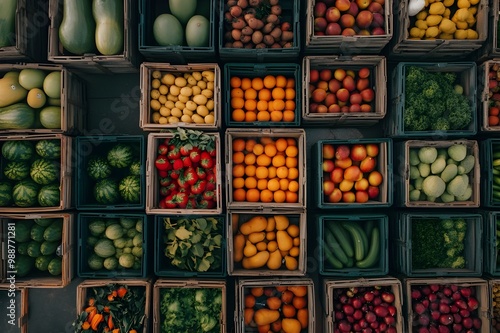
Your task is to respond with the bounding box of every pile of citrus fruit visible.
[230,75,296,123]
[231,136,300,203]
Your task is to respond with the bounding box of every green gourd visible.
[0,0,17,48]
[92,0,124,55]
[58,0,95,55]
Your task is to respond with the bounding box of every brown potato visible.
[252,30,264,44]
[240,35,252,44]
[232,41,244,48]
[244,12,255,22]
[237,0,248,9]
[262,22,275,34]
[281,31,294,42]
[247,17,264,30]
[232,29,242,41]
[224,11,234,22]
[227,0,238,6]
[255,42,266,48]
[270,26,282,40]
[271,43,281,48]
[232,18,246,30]
[271,5,282,16]
[242,26,254,36]
[230,5,243,17]
[281,22,291,31]
[263,34,275,46]
[266,14,279,24]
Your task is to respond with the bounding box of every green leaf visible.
[197,257,211,272]
[212,234,222,247]
[196,218,207,230]
[192,243,204,257]
[175,226,192,240]
[190,231,202,244]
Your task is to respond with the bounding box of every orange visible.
[244,153,256,165]
[233,138,246,152]
[245,111,257,122]
[233,177,245,189]
[286,77,295,88]
[264,143,277,157]
[246,188,260,202]
[245,88,258,100]
[232,108,245,122]
[257,179,268,190]
[260,189,274,202]
[251,77,264,91]
[231,97,244,109]
[285,191,298,203]
[257,111,270,122]
[272,154,286,167]
[285,146,298,157]
[268,100,275,112]
[285,100,296,110]
[276,75,287,88]
[241,77,252,90]
[287,138,297,146]
[231,88,244,98]
[272,87,286,100]
[270,111,283,122]
[283,110,295,122]
[233,164,245,177]
[276,166,289,179]
[245,176,257,189]
[258,88,272,101]
[288,167,299,180]
[230,77,242,88]
[234,188,246,201]
[285,88,296,100]
[256,100,268,111]
[286,156,298,168]
[233,151,245,164]
[275,138,288,152]
[245,139,257,152]
[244,99,257,111]
[264,75,276,89]
[267,178,280,192]
[256,154,271,167]
[252,143,264,156]
[268,166,277,178]
[272,99,285,111]
[279,178,289,191]
[288,180,299,192]
[245,164,256,177]
[274,190,286,203]
[260,137,274,145]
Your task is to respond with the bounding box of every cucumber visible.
[356,227,381,269]
[494,159,500,168]
[342,222,367,261]
[324,227,349,265]
[327,222,354,258]
[493,151,500,159]
[493,168,500,176]
[363,220,375,239]
[323,243,343,269]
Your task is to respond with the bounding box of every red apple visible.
[340,105,350,112]
[371,27,385,35]
[334,68,346,81]
[360,103,372,112]
[317,104,328,113]
[356,0,372,9]
[368,170,383,186]
[368,1,384,14]
[349,104,361,112]
[356,10,373,29]
[356,78,370,91]
[354,178,369,191]
[349,92,362,105]
[317,80,328,90]
[372,12,385,28]
[310,69,319,83]
[336,88,350,102]
[320,69,332,81]
[355,190,369,203]
[315,1,328,17]
[325,6,341,23]
[358,67,370,79]
[335,157,352,169]
[367,185,380,199]
[315,17,328,32]
[335,145,350,159]
[366,143,379,157]
[323,159,335,173]
[339,179,354,192]
[359,156,376,173]
[342,75,356,92]
[347,2,359,17]
[328,104,341,113]
[325,22,342,35]
[328,188,343,202]
[344,165,362,181]
[335,0,351,12]
[312,88,327,103]
[328,78,342,93]
[323,180,335,196]
[342,191,356,203]
[341,28,357,36]
[330,167,344,183]
[309,102,319,113]
[325,93,337,107]
[340,13,355,28]
[351,144,367,161]
[323,143,335,159]
[358,29,371,35]
[360,88,375,102]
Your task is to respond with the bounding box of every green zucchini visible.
[342,222,367,261]
[59,0,95,55]
[327,222,354,258]
[0,0,17,48]
[93,0,124,55]
[324,227,349,265]
[356,227,381,269]
[323,243,343,269]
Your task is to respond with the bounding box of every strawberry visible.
[182,156,193,168]
[206,144,217,157]
[163,195,177,208]
[158,170,168,178]
[155,156,171,171]
[177,174,190,189]
[200,151,214,168]
[179,144,193,156]
[167,147,181,160]
[189,147,201,163]
[206,172,216,191]
[169,169,181,180]
[157,144,168,156]
[202,190,215,201]
[159,177,172,187]
[172,159,184,170]
[191,179,207,194]
[196,167,206,180]
[184,167,199,185]
[160,186,170,197]
[173,192,189,208]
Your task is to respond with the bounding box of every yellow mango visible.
[468,6,477,15]
[266,250,283,270]
[410,27,425,38]
[429,2,445,15]
[426,14,443,26]
[439,17,457,34]
[454,29,468,39]
[242,251,270,269]
[254,309,280,326]
[285,255,298,270]
[466,13,476,26]
[265,216,275,232]
[416,10,428,20]
[457,0,470,8]
[443,0,454,6]
[274,215,290,231]
[425,26,440,38]
[466,28,478,39]
[267,240,278,252]
[256,241,268,252]
[248,231,266,244]
[281,318,302,333]
[277,230,293,251]
[415,19,429,30]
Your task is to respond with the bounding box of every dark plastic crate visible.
[154,215,226,278]
[77,213,149,278]
[318,214,388,277]
[75,136,145,210]
[218,0,300,62]
[138,0,216,63]
[394,212,483,277]
[224,63,301,127]
[387,62,477,138]
[484,211,500,276]
[313,138,393,209]
[481,139,500,207]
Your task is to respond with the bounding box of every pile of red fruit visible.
[487,62,500,127]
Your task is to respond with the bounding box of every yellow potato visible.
[183,108,193,116]
[152,70,161,79]
[167,94,178,102]
[186,75,197,86]
[150,89,160,99]
[159,85,169,95]
[161,73,175,85]
[159,106,170,117]
[180,86,193,97]
[174,76,187,87]
[425,26,440,38]
[193,94,208,105]
[180,114,192,123]
[426,14,442,26]
[192,71,202,81]
[202,70,215,82]
[429,2,445,15]
[206,99,214,111]
[178,94,189,103]
[168,116,179,124]
[197,80,207,90]
[170,108,183,118]
[457,0,470,8]
[410,27,423,38]
[165,100,175,109]
[151,111,161,123]
[196,105,209,117]
[175,101,186,110]
[454,28,468,39]
[192,86,202,96]
[169,85,180,96]
[151,78,161,89]
[443,0,454,6]
[185,100,197,111]
[204,114,214,124]
[466,28,478,39]
[416,10,428,20]
[415,19,428,30]
[158,116,168,124]
[158,95,167,105]
[192,114,205,124]
[207,81,215,91]
[150,99,161,111]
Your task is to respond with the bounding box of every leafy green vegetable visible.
[412,218,467,270]
[160,287,223,333]
[162,217,223,272]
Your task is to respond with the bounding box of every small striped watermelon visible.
[119,175,141,203]
[0,181,13,206]
[35,139,61,159]
[12,180,39,207]
[30,159,59,185]
[94,178,119,204]
[1,140,34,161]
[129,160,141,176]
[87,156,111,180]
[4,161,30,180]
[38,184,60,207]
[107,144,133,168]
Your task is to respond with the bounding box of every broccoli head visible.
[442,72,457,85]
[200,316,218,332]
[445,94,472,130]
[430,118,450,131]
[443,230,458,245]
[446,246,464,258]
[455,219,467,232]
[421,80,442,99]
[451,256,465,268]
[457,231,466,243]
[442,219,455,230]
